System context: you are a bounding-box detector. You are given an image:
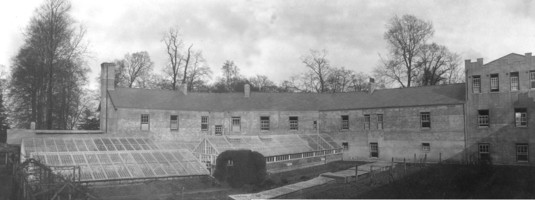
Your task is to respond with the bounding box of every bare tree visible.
[186,51,212,91]
[120,51,153,88]
[249,75,275,92]
[221,60,240,92]
[162,28,184,90]
[348,72,370,92]
[381,14,434,87]
[301,49,331,93]
[416,43,453,86]
[326,67,354,92]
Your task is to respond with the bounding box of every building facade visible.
[465,53,535,165]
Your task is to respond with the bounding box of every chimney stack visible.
[181,83,188,95]
[100,62,116,133]
[369,78,376,94]
[244,84,250,98]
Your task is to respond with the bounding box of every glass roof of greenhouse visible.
[21,136,209,182]
[194,134,342,157]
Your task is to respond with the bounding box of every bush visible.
[213,150,267,188]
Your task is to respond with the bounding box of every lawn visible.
[308,163,535,199]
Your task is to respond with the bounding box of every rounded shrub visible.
[213,150,267,188]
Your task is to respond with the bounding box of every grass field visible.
[308,163,535,199]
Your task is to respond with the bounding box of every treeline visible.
[4,0,463,130]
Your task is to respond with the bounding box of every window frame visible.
[478,110,489,128]
[342,142,349,151]
[170,115,178,131]
[514,108,528,127]
[289,116,299,130]
[530,70,535,89]
[420,112,431,128]
[370,142,379,158]
[472,75,481,93]
[140,114,150,131]
[516,143,529,163]
[377,114,383,130]
[341,115,349,130]
[490,74,499,92]
[422,143,430,152]
[201,116,209,132]
[215,125,223,136]
[510,72,519,91]
[231,117,241,132]
[260,116,270,131]
[364,114,370,130]
[478,143,490,161]
[313,120,317,130]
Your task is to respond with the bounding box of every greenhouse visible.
[192,134,343,171]
[20,136,209,183]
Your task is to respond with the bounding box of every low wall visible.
[267,154,343,173]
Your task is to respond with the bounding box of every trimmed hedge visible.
[213,150,266,188]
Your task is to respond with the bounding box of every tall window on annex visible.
[370,142,379,158]
[289,116,298,130]
[201,116,209,132]
[341,115,349,130]
[377,114,383,129]
[141,114,149,131]
[364,114,370,130]
[510,72,519,91]
[478,110,489,128]
[260,116,270,131]
[490,74,499,92]
[516,144,529,162]
[420,112,431,128]
[472,75,481,93]
[170,115,178,131]
[514,108,527,127]
[231,117,241,132]
[478,143,490,161]
[530,71,535,89]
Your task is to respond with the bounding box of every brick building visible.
[465,53,535,165]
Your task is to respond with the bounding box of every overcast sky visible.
[1,0,534,89]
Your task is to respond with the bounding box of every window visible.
[341,115,349,130]
[266,157,275,163]
[260,116,270,131]
[420,112,431,128]
[170,115,178,131]
[141,114,149,130]
[530,71,535,89]
[370,142,378,158]
[510,72,519,91]
[342,142,349,150]
[490,74,499,92]
[479,143,490,161]
[422,143,430,152]
[201,116,209,131]
[303,152,314,157]
[516,144,529,162]
[515,108,527,127]
[231,117,241,132]
[215,125,223,136]
[313,121,317,130]
[364,115,370,130]
[377,114,383,130]
[472,75,481,93]
[478,110,489,127]
[289,116,298,130]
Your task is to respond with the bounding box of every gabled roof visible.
[107,83,465,111]
[484,53,526,66]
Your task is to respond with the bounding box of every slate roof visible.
[483,53,526,67]
[107,83,466,111]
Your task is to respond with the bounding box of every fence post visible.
[414,154,416,164]
[424,154,427,166]
[403,158,406,174]
[369,165,373,185]
[355,165,358,182]
[439,152,442,164]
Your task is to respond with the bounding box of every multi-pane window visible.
[170,115,178,131]
[516,144,529,162]
[510,72,519,91]
[313,121,317,130]
[515,108,527,127]
[377,114,383,130]
[341,115,349,130]
[201,116,209,131]
[479,143,490,161]
[530,70,535,89]
[478,110,489,127]
[422,143,430,152]
[490,74,499,92]
[342,142,349,150]
[141,114,149,130]
[420,112,431,128]
[231,117,241,132]
[364,114,370,130]
[472,75,481,93]
[289,116,298,130]
[370,142,378,158]
[215,125,223,136]
[260,116,270,131]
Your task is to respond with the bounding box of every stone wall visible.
[320,104,465,163]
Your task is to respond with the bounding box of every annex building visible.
[9,52,535,185]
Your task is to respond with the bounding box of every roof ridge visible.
[375,83,464,91]
[484,52,525,66]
